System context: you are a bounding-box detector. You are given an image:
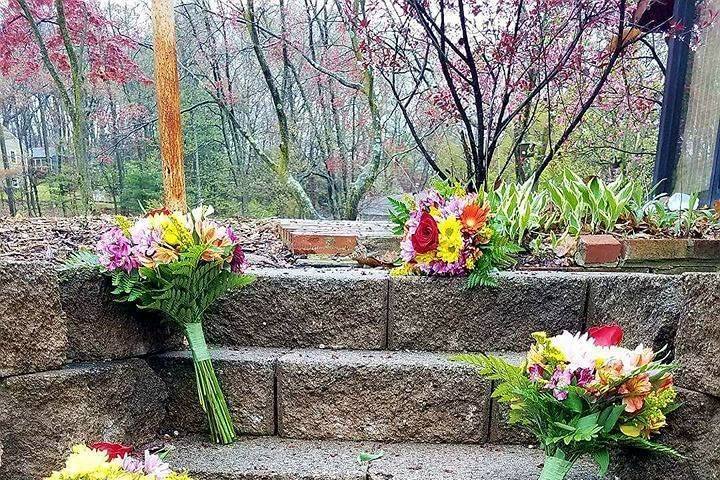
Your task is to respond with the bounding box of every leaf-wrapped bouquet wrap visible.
[455,325,681,480]
[67,206,254,444]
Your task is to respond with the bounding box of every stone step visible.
[3,262,695,378]
[205,268,688,353]
[149,347,522,444]
[167,435,600,480]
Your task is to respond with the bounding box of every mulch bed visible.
[0,216,295,268]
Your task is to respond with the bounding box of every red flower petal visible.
[588,324,624,346]
[90,442,133,460]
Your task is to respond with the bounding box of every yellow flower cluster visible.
[437,216,463,263]
[46,445,193,480]
[526,331,566,369]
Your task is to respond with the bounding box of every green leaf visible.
[591,448,610,475]
[602,405,625,433]
[563,391,583,413]
[358,451,384,464]
[60,250,101,272]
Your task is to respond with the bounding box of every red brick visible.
[289,233,358,255]
[575,235,622,266]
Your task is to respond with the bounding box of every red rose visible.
[588,324,624,347]
[90,442,133,460]
[411,212,439,254]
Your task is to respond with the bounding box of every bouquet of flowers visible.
[389,182,518,287]
[47,442,193,480]
[66,206,254,444]
[455,325,680,480]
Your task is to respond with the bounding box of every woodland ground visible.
[0,217,293,267]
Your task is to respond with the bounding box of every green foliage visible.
[490,169,720,250]
[108,246,254,325]
[119,159,163,214]
[388,196,411,236]
[60,249,101,271]
[466,227,521,288]
[453,353,682,474]
[488,177,549,244]
[542,169,643,235]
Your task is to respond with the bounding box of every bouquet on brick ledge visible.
[389,182,519,288]
[47,442,193,479]
[66,206,254,444]
[455,325,681,480]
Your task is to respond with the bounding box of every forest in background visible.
[0,0,680,219]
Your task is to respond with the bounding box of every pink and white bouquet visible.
[389,182,518,287]
[47,442,193,480]
[65,206,254,444]
[455,325,680,480]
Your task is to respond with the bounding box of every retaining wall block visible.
[389,272,588,351]
[149,348,282,436]
[205,268,388,349]
[675,273,720,397]
[59,271,181,362]
[585,273,684,351]
[0,359,167,479]
[277,349,491,443]
[0,261,67,377]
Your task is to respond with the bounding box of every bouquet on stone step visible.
[66,206,254,444]
[47,442,193,479]
[454,325,681,480]
[389,181,519,288]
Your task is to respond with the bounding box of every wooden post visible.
[151,0,187,211]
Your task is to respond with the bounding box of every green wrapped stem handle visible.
[185,322,211,362]
[539,456,574,480]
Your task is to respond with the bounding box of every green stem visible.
[185,322,236,444]
[539,455,574,480]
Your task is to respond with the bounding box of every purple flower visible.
[120,455,144,473]
[96,227,138,272]
[546,367,573,401]
[226,226,239,244]
[230,244,248,273]
[528,364,545,381]
[400,210,422,262]
[130,219,163,262]
[143,450,172,479]
[415,189,444,210]
[575,368,595,387]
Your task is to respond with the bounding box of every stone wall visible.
[1,262,719,478]
[0,262,175,478]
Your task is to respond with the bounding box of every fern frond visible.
[608,435,685,458]
[60,250,101,271]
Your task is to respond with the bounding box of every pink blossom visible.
[96,227,138,273]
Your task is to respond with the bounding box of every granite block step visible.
[151,347,519,444]
[167,436,600,480]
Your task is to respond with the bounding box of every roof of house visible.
[31,146,57,158]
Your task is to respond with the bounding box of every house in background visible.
[30,146,59,171]
[1,130,23,187]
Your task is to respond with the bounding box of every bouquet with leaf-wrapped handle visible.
[64,207,254,444]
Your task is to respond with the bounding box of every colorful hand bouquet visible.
[455,325,681,480]
[389,183,518,287]
[66,206,254,444]
[47,442,193,480]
